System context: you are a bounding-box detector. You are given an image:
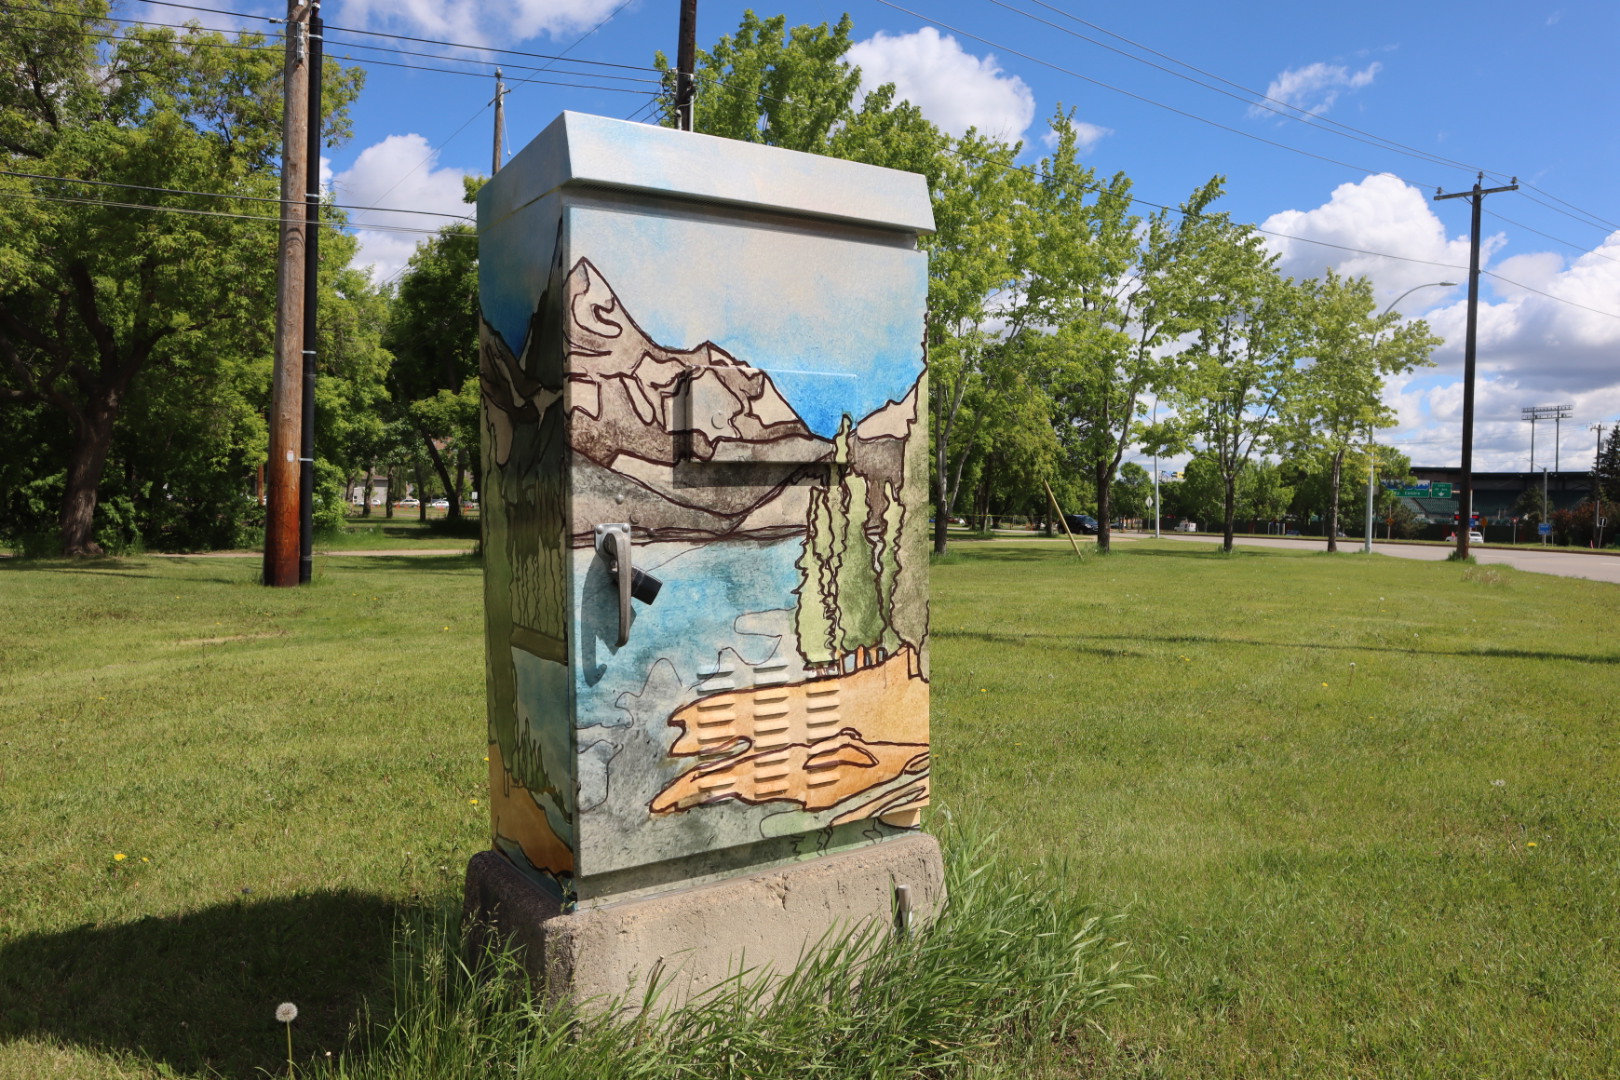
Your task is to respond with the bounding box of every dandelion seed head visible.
[276,1002,298,1023]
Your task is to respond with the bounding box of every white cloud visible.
[1261,173,1477,307]
[1249,60,1381,119]
[1262,174,1620,469]
[846,28,1036,143]
[1040,118,1113,154]
[332,134,472,283]
[333,0,626,47]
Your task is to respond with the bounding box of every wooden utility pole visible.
[264,0,311,587]
[675,0,697,130]
[298,0,323,584]
[1434,173,1516,561]
[492,68,507,173]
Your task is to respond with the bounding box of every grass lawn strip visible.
[0,544,1615,1077]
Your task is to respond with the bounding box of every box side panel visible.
[557,198,931,884]
[479,192,579,900]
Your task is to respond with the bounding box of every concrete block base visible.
[462,833,945,1011]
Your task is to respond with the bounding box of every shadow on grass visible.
[934,627,1620,666]
[321,553,483,574]
[0,891,406,1078]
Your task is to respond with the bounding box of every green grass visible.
[1,543,1616,1078]
[315,515,480,552]
[932,541,1619,1078]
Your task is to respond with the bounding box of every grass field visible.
[1,543,1615,1078]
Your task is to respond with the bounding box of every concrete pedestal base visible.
[462,833,945,1012]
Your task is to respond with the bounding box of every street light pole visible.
[1363,280,1457,554]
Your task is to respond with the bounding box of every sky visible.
[124,0,1620,472]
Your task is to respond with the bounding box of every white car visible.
[429,498,450,509]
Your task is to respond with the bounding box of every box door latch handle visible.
[594,524,662,647]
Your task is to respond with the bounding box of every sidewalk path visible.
[1158,533,1620,585]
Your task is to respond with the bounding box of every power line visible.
[0,168,475,220]
[1520,182,1620,233]
[1,15,657,94]
[1482,271,1620,322]
[363,0,637,290]
[1007,0,1620,240]
[105,0,1620,241]
[0,185,473,237]
[320,20,655,76]
[1003,0,1505,182]
[1484,208,1620,266]
[976,0,1470,183]
[869,0,1441,186]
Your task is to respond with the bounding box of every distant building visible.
[1403,467,1594,523]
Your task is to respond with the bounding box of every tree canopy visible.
[0,1,366,554]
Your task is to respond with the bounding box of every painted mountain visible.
[557,258,833,547]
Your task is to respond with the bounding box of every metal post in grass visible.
[1366,281,1455,555]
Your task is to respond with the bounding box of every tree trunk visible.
[1096,464,1113,554]
[361,469,373,517]
[384,466,394,519]
[58,396,118,556]
[449,446,466,522]
[419,428,457,521]
[415,462,428,522]
[1222,476,1237,553]
[1325,449,1344,553]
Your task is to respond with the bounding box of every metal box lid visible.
[478,111,935,235]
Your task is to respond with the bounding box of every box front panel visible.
[561,200,932,880]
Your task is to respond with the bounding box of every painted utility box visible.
[477,112,933,910]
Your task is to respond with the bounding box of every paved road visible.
[1158,532,1620,585]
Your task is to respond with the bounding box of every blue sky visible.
[127,0,1620,471]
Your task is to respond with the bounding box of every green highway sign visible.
[1391,483,1452,498]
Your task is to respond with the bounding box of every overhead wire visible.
[113,0,1620,243]
[0,186,471,237]
[0,167,475,220]
[362,0,638,288]
[0,14,657,95]
[16,1,1619,314]
[1483,209,1620,265]
[868,0,1442,187]
[1005,0,1505,181]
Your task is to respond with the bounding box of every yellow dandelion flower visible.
[141,857,150,863]
[1321,682,1329,687]
[470,799,480,805]
[1526,841,1538,848]
[113,852,127,861]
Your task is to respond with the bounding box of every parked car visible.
[429,498,450,509]
[1061,513,1099,534]
[1175,520,1198,533]
[396,497,420,507]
